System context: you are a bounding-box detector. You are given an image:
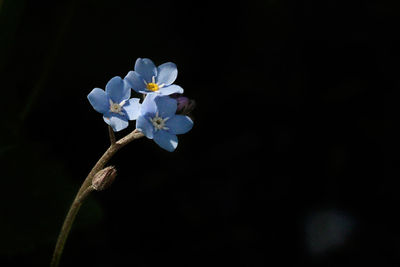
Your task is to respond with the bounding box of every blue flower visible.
[136,93,193,152]
[87,76,141,132]
[124,58,184,96]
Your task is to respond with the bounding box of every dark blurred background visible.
[0,0,394,266]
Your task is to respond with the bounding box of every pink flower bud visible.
[171,94,196,115]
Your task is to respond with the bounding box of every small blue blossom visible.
[136,93,193,152]
[87,76,141,132]
[124,58,184,96]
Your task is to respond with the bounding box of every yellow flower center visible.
[146,82,159,92]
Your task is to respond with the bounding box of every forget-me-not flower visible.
[87,76,141,132]
[125,58,184,95]
[136,93,193,152]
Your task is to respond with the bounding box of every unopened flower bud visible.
[92,166,117,191]
[171,94,196,115]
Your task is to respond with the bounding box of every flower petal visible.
[87,88,109,114]
[123,98,141,120]
[166,115,193,135]
[139,89,151,94]
[105,76,131,103]
[141,93,158,115]
[156,62,177,86]
[103,113,129,132]
[136,115,154,139]
[154,95,177,118]
[159,84,184,96]
[124,71,146,93]
[135,58,157,83]
[153,130,178,152]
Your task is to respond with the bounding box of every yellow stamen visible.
[146,82,159,92]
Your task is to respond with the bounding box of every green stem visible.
[50,129,144,267]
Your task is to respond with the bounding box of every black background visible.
[0,0,394,266]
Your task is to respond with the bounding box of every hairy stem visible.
[50,186,94,267]
[108,126,116,145]
[50,129,144,267]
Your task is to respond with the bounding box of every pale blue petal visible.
[103,113,129,132]
[156,62,177,86]
[154,95,177,118]
[141,93,158,115]
[135,58,157,83]
[138,89,151,94]
[136,115,154,139]
[124,71,146,93]
[123,98,141,120]
[105,76,131,103]
[87,88,109,114]
[153,130,178,152]
[159,84,184,96]
[166,115,193,135]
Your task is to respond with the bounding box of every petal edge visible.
[87,88,109,114]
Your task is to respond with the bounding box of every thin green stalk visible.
[50,129,144,267]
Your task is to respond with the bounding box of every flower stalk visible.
[51,57,194,266]
[108,125,116,145]
[50,129,144,267]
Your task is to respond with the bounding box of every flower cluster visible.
[87,58,194,152]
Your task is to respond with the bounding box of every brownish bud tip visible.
[92,166,117,191]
